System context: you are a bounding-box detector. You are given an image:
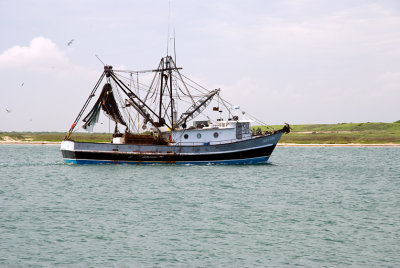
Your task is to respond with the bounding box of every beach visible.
[1,140,399,147]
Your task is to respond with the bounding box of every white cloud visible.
[196,2,400,59]
[0,36,98,79]
[0,37,68,71]
[0,36,99,131]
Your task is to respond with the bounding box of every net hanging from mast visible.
[82,83,127,132]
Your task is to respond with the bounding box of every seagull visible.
[6,108,11,113]
[67,39,75,46]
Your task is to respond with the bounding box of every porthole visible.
[213,132,219,138]
[197,133,202,139]
[184,134,189,139]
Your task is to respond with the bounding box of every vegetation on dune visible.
[266,122,400,132]
[278,132,400,144]
[254,122,400,144]
[0,132,111,143]
[1,121,400,144]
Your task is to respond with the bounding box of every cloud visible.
[195,2,400,59]
[0,36,69,71]
[0,36,99,131]
[0,36,98,81]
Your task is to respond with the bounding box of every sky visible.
[1,0,400,132]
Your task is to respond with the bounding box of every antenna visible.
[166,0,171,56]
[95,54,106,66]
[173,27,177,64]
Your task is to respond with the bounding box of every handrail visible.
[173,135,264,146]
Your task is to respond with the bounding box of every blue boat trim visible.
[63,156,269,165]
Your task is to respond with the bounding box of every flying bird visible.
[20,82,24,87]
[67,39,75,46]
[6,108,11,113]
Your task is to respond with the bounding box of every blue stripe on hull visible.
[63,156,269,165]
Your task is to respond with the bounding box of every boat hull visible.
[60,132,283,165]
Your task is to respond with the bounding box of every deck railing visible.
[173,136,259,146]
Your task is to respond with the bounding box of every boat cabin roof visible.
[159,119,253,133]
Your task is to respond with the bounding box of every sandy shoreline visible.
[277,143,400,147]
[1,141,400,147]
[0,141,61,145]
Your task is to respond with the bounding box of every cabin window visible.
[184,134,189,139]
[243,122,250,134]
[214,132,219,138]
[197,133,202,139]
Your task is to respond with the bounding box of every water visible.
[1,145,399,267]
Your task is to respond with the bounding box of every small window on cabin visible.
[197,133,201,139]
[214,132,219,138]
[184,134,189,139]
[243,122,250,133]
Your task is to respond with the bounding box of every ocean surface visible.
[0,145,399,267]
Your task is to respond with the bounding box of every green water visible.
[0,145,399,267]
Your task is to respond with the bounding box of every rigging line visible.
[218,95,268,126]
[65,71,106,139]
[113,80,132,129]
[169,57,196,106]
[183,81,209,95]
[114,72,152,92]
[148,74,161,102]
[113,69,157,74]
[95,54,106,66]
[161,101,172,127]
[219,97,233,120]
[110,72,171,134]
[129,73,133,91]
[112,74,153,101]
[170,72,209,97]
[169,72,191,98]
[136,72,139,95]
[116,64,208,98]
[144,60,163,102]
[173,79,188,98]
[115,72,147,87]
[113,67,182,74]
[178,77,211,96]
[115,74,187,98]
[171,72,196,97]
[180,73,211,93]
[109,72,160,121]
[173,27,177,64]
[135,72,140,132]
[171,76,183,101]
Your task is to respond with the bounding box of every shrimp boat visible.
[60,55,290,164]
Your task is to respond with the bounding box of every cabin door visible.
[236,123,242,139]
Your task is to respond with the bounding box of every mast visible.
[155,56,177,129]
[159,58,164,126]
[168,56,174,129]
